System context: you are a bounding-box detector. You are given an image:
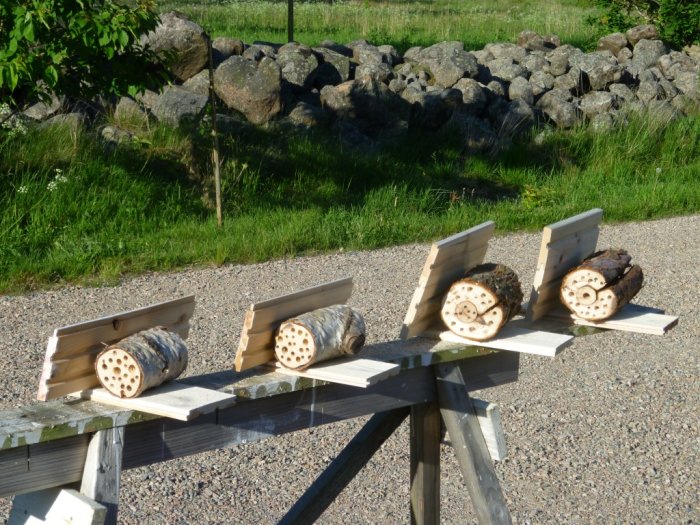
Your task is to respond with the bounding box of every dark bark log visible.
[560,249,644,320]
[275,305,366,370]
[95,328,188,398]
[441,263,523,341]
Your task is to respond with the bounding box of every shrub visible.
[0,0,168,109]
[591,0,700,48]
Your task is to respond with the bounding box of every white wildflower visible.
[17,186,28,194]
[655,167,662,174]
[47,180,58,192]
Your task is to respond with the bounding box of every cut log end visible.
[441,264,523,341]
[561,257,644,321]
[275,322,316,370]
[95,349,143,398]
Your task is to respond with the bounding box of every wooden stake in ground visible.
[274,305,366,370]
[441,263,523,341]
[95,327,188,398]
[560,249,643,321]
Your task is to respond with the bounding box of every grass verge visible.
[1,111,698,293]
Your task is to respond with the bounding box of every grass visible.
[1,108,698,293]
[159,0,602,51]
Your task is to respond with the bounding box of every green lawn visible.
[1,0,699,293]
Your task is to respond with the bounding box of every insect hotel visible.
[0,209,678,524]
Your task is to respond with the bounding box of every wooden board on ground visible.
[439,324,573,357]
[9,488,106,525]
[37,296,196,402]
[73,381,236,421]
[525,209,603,322]
[400,222,495,339]
[234,277,354,372]
[271,358,400,388]
[548,303,678,335]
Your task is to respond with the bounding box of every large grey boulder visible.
[632,39,669,70]
[377,45,401,67]
[182,70,211,97]
[356,63,394,83]
[569,53,621,91]
[579,91,617,117]
[114,97,150,126]
[508,76,534,105]
[636,80,665,105]
[484,43,528,62]
[626,25,658,46]
[151,86,208,127]
[553,66,588,95]
[414,42,478,88]
[546,49,569,76]
[214,56,283,124]
[529,70,555,96]
[485,58,527,82]
[672,71,699,100]
[499,99,537,137]
[449,113,499,154]
[658,51,698,80]
[312,47,351,87]
[320,78,411,132]
[212,37,245,62]
[517,30,560,52]
[406,88,463,130]
[453,78,488,115]
[23,93,62,121]
[537,88,579,128]
[277,44,318,89]
[597,33,628,56]
[353,43,385,66]
[141,12,208,82]
[287,101,327,127]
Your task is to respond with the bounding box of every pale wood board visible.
[439,324,573,357]
[525,209,603,322]
[271,358,400,388]
[37,296,196,401]
[471,398,507,462]
[9,488,106,525]
[548,303,678,335]
[400,222,495,339]
[73,381,236,421]
[234,277,353,371]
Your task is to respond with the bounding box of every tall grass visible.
[1,111,698,292]
[159,0,601,51]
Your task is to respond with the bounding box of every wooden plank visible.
[439,324,573,357]
[410,401,441,525]
[9,488,106,525]
[472,399,507,462]
[278,408,409,525]
[271,358,400,388]
[435,361,512,525]
[548,303,678,335]
[235,278,353,371]
[38,296,196,401]
[74,382,237,421]
[80,428,123,524]
[401,222,494,339]
[525,210,602,322]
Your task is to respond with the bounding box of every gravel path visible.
[1,215,698,524]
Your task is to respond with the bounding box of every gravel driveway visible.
[1,215,698,524]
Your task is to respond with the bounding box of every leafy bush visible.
[0,0,167,108]
[591,0,700,48]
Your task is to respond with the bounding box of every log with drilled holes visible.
[94,327,188,398]
[274,305,366,370]
[441,263,523,341]
[560,249,644,321]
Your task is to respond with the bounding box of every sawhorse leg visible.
[435,361,511,525]
[80,427,124,525]
[410,401,441,525]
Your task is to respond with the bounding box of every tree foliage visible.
[591,0,700,49]
[0,0,167,108]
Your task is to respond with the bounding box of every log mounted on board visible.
[441,263,523,341]
[95,327,188,398]
[560,248,643,321]
[274,305,366,370]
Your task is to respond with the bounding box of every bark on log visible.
[441,263,523,341]
[274,305,366,370]
[560,249,644,321]
[95,327,188,398]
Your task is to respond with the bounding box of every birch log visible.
[95,327,188,398]
[560,248,643,321]
[274,305,366,370]
[441,263,523,341]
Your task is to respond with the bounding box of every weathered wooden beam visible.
[80,427,124,525]
[278,408,409,525]
[435,361,512,525]
[410,400,441,525]
[1,352,518,499]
